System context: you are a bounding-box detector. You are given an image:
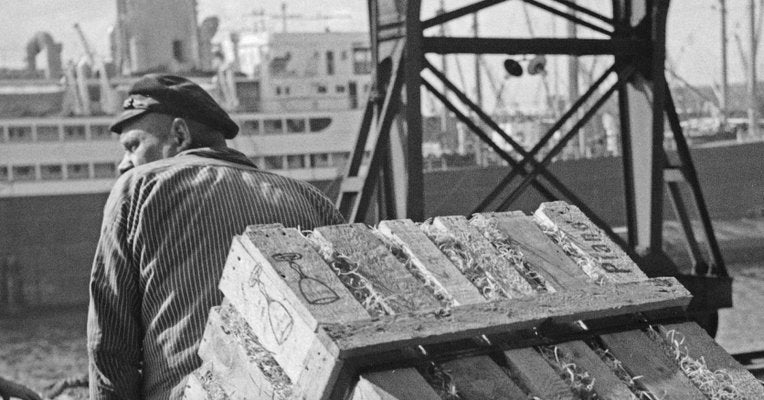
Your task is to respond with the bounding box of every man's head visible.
[110,74,239,174]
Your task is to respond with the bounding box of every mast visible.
[439,0,448,135]
[567,1,581,157]
[473,13,483,112]
[282,2,287,33]
[748,0,759,138]
[720,0,728,126]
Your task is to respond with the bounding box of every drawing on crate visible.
[247,261,295,345]
[567,221,632,273]
[272,252,341,305]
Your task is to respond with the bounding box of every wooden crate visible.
[183,201,763,400]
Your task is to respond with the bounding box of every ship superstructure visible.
[0,7,372,198]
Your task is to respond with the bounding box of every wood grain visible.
[314,224,458,399]
[197,304,287,400]
[192,363,231,400]
[380,219,546,399]
[555,341,634,399]
[322,277,691,358]
[314,223,442,313]
[378,219,485,306]
[182,370,208,400]
[442,355,527,399]
[504,348,575,400]
[218,236,355,385]
[474,212,639,399]
[600,329,706,399]
[473,212,595,291]
[534,201,647,284]
[661,322,764,399]
[352,369,443,400]
[431,216,535,298]
[241,225,369,325]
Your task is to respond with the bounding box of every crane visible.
[73,23,119,115]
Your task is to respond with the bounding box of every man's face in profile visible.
[117,113,179,174]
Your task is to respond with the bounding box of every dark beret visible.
[110,74,239,139]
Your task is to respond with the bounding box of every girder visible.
[337,0,730,333]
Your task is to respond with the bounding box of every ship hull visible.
[2,140,762,308]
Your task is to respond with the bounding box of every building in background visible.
[0,0,372,308]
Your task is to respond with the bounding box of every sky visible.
[0,0,760,91]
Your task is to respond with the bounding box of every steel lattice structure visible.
[336,0,731,332]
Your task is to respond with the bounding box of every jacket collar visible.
[177,147,257,168]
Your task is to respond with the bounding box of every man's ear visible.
[170,118,193,151]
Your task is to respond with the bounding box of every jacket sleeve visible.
[87,176,143,400]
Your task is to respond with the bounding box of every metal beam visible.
[498,72,627,209]
[406,3,424,221]
[422,37,647,55]
[424,61,625,246]
[424,59,568,203]
[665,86,728,277]
[338,44,405,221]
[522,0,613,36]
[421,77,561,202]
[617,75,638,249]
[551,0,613,25]
[648,2,670,252]
[469,64,618,212]
[422,0,506,29]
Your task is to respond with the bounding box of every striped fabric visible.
[87,147,344,400]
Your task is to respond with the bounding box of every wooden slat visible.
[554,341,634,399]
[661,322,764,399]
[314,223,442,313]
[600,330,706,399]
[430,216,535,298]
[534,201,647,284]
[442,356,527,399]
[197,304,289,400]
[378,219,485,305]
[218,234,364,393]
[504,348,575,400]
[537,203,706,399]
[314,225,449,400]
[473,212,595,291]
[322,277,691,358]
[241,225,369,325]
[352,369,442,400]
[473,212,636,399]
[474,212,633,399]
[378,219,534,399]
[191,363,231,400]
[182,370,208,400]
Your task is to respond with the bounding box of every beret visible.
[110,74,239,139]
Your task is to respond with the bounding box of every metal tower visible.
[337,0,730,332]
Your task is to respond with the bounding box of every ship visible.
[2,1,763,310]
[0,1,371,308]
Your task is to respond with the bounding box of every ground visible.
[1,219,763,398]
[718,262,764,356]
[0,308,88,399]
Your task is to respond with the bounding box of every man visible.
[88,74,344,400]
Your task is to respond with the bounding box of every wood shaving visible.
[647,326,745,400]
[470,215,553,293]
[591,341,651,400]
[419,362,461,400]
[305,231,391,316]
[419,220,508,301]
[219,304,293,399]
[538,345,597,399]
[535,221,608,285]
[370,226,455,308]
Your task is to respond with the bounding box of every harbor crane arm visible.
[73,23,119,114]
